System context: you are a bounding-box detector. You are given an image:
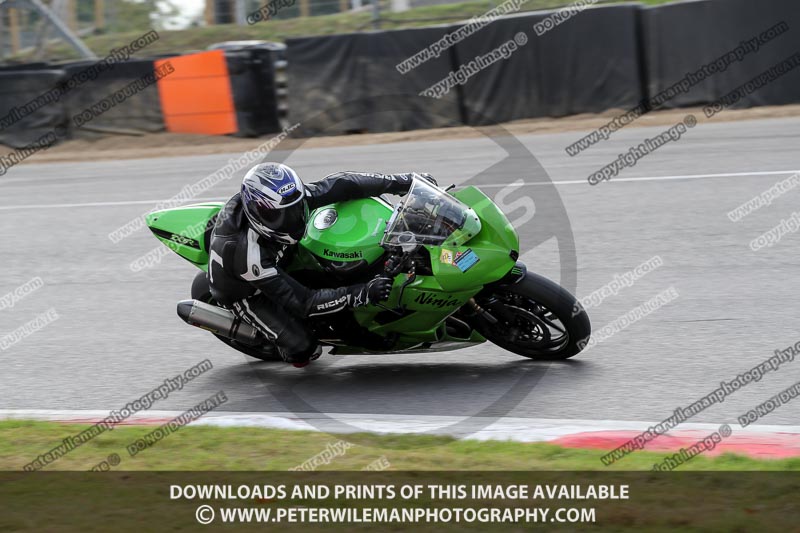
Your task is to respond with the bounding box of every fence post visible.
[94,0,104,29]
[9,7,20,54]
[371,0,380,29]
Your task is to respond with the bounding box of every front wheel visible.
[472,272,591,360]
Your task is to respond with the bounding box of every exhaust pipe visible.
[176,299,260,346]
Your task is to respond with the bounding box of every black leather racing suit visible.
[207,171,415,363]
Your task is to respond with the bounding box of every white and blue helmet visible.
[241,163,308,244]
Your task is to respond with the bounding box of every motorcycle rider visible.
[208,162,432,367]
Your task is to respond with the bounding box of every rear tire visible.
[473,272,591,360]
[190,272,283,362]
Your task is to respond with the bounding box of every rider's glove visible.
[417,173,437,187]
[386,174,414,195]
[385,173,437,195]
[365,276,393,305]
[348,276,394,308]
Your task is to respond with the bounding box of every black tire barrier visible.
[287,25,466,136]
[642,0,800,111]
[0,70,68,149]
[2,0,800,147]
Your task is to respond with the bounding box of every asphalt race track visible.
[1,116,799,430]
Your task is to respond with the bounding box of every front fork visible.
[465,261,528,325]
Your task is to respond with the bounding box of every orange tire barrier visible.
[155,50,237,135]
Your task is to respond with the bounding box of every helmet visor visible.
[245,198,308,240]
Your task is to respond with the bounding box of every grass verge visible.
[3,420,799,471]
[22,0,681,61]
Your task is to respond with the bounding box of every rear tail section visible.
[145,202,224,270]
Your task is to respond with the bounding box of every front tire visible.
[473,272,591,360]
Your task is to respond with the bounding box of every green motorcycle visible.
[145,177,591,361]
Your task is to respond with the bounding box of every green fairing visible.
[144,202,224,271]
[145,186,519,352]
[351,186,518,348]
[300,197,392,264]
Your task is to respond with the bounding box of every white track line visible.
[2,410,799,442]
[0,170,797,211]
[477,169,800,188]
[0,197,225,211]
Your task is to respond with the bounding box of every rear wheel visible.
[190,272,282,362]
[473,272,591,360]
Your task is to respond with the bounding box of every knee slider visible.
[279,335,317,363]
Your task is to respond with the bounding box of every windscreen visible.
[382,177,469,247]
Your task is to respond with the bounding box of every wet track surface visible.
[1,116,799,428]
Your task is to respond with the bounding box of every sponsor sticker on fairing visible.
[453,249,480,272]
[440,248,454,264]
